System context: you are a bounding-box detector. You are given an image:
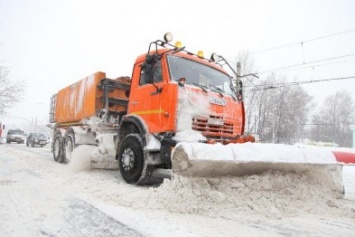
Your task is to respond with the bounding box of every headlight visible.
[164,32,173,43]
[210,53,220,62]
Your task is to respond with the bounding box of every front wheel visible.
[118,134,152,184]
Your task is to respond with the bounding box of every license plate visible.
[208,117,224,126]
[40,141,46,144]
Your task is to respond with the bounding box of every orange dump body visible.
[53,72,130,124]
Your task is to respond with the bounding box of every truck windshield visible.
[167,55,235,96]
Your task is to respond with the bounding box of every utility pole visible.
[350,125,355,148]
[236,62,241,97]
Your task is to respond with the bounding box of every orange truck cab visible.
[50,33,253,184]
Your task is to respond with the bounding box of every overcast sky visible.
[0,0,354,131]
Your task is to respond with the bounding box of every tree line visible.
[238,52,355,147]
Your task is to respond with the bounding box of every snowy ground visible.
[0,143,355,237]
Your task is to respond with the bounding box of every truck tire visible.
[53,130,64,163]
[118,134,152,184]
[63,129,75,164]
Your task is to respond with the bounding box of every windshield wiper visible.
[192,83,208,92]
[210,85,224,97]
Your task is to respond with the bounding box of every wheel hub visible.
[122,148,135,171]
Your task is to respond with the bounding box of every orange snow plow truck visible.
[50,33,344,191]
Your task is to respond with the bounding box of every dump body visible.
[50,72,130,125]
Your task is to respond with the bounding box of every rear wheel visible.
[118,134,152,184]
[53,130,64,163]
[63,129,75,164]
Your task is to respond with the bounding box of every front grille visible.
[192,115,235,139]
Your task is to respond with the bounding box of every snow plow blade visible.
[171,142,344,194]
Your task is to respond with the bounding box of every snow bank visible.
[73,168,351,220]
[1,144,355,236]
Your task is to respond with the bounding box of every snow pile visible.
[72,168,351,219]
[143,170,348,218]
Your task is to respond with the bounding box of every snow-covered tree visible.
[233,52,312,144]
[310,91,355,147]
[250,74,312,143]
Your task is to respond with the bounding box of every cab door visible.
[128,56,177,133]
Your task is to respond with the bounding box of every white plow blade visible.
[172,142,344,195]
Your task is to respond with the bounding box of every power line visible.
[301,124,340,126]
[251,28,355,54]
[269,58,355,73]
[249,75,355,91]
[255,53,355,74]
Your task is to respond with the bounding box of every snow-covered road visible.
[1,143,355,236]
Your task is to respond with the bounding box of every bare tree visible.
[0,65,25,115]
[232,52,312,143]
[247,74,312,143]
[310,91,355,147]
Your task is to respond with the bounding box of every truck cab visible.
[115,34,247,184]
[126,37,245,143]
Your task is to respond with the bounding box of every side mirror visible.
[237,80,243,101]
[125,89,130,98]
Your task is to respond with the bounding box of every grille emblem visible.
[209,97,226,106]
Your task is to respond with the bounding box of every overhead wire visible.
[223,28,355,92]
[251,28,355,54]
[255,53,355,75]
[267,58,355,73]
[249,75,355,91]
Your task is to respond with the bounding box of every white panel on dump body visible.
[71,126,96,145]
